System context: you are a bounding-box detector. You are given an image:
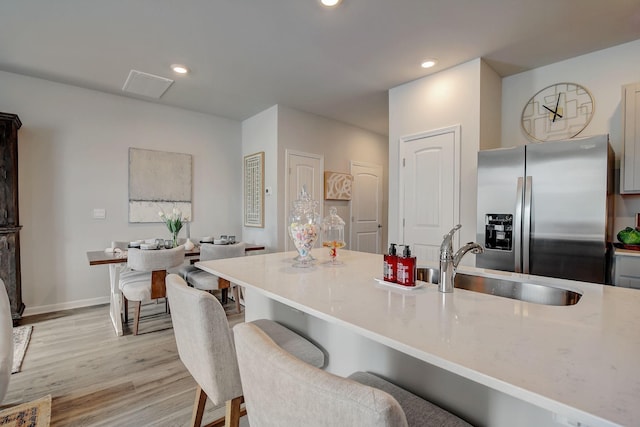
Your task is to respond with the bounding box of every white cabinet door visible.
[621,82,640,193]
[613,253,640,289]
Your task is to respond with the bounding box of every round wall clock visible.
[521,82,594,142]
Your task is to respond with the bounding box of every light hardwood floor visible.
[2,300,246,426]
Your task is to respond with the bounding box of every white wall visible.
[0,70,242,315]
[240,105,388,253]
[502,38,640,232]
[242,105,279,250]
[276,106,389,252]
[388,58,501,254]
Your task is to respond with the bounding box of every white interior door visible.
[350,161,383,253]
[285,150,323,251]
[399,126,460,264]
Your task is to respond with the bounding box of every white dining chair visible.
[119,246,185,335]
[166,274,324,427]
[233,322,472,427]
[0,279,13,403]
[179,242,246,313]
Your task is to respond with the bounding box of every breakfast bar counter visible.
[197,249,640,427]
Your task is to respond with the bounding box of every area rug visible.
[0,394,51,427]
[11,326,32,374]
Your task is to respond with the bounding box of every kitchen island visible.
[196,249,640,427]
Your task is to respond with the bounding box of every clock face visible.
[521,82,594,142]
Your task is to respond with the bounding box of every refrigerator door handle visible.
[523,176,533,274]
[514,177,524,273]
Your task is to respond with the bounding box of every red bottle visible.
[383,243,398,283]
[397,245,416,286]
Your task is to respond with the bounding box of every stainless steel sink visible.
[417,267,582,306]
[416,267,440,284]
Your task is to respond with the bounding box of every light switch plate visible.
[93,208,106,219]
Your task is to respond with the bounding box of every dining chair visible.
[165,274,324,427]
[0,279,13,403]
[179,242,246,313]
[119,246,185,335]
[233,322,472,427]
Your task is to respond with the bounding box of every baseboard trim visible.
[23,296,110,316]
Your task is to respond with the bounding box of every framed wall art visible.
[128,148,192,223]
[324,171,353,201]
[244,151,265,227]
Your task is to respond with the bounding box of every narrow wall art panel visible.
[128,148,192,222]
[244,151,264,227]
[324,171,353,200]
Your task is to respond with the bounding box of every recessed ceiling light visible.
[171,64,189,74]
[421,59,438,69]
[320,0,341,7]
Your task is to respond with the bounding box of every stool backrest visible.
[233,322,408,427]
[166,274,243,406]
[200,242,246,262]
[127,246,185,272]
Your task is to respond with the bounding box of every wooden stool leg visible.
[204,396,246,427]
[232,285,241,314]
[219,277,230,305]
[225,396,244,427]
[191,385,207,427]
[133,301,141,335]
[123,295,129,323]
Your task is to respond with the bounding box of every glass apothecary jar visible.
[321,206,346,265]
[288,188,320,267]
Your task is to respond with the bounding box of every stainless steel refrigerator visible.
[476,134,614,284]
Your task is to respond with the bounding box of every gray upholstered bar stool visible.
[234,322,472,427]
[119,246,185,335]
[166,274,324,427]
[0,279,13,403]
[179,242,246,313]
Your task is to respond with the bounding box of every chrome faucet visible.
[439,224,484,293]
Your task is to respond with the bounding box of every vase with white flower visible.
[159,207,188,248]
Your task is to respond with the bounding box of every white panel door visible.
[350,161,383,254]
[400,127,459,264]
[285,150,323,251]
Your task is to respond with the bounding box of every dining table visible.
[87,242,265,336]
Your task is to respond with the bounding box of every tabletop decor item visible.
[321,206,346,265]
[159,207,189,248]
[288,187,320,267]
[183,238,195,251]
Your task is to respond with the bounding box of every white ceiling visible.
[1,1,639,136]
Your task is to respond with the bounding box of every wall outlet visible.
[92,208,106,219]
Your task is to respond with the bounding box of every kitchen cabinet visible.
[613,248,640,288]
[620,82,640,193]
[0,113,23,325]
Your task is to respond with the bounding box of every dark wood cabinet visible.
[0,112,23,325]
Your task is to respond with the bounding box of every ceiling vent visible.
[122,70,174,99]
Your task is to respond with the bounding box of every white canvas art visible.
[128,148,192,222]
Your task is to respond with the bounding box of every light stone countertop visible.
[197,249,640,427]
